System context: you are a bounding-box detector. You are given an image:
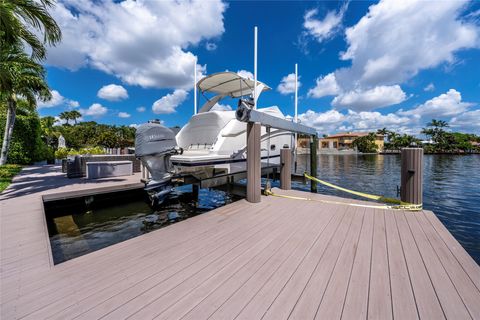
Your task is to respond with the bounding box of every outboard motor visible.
[135,120,180,205]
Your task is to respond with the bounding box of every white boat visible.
[135,71,294,201]
[171,71,294,180]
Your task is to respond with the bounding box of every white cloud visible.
[302,4,348,43]
[211,103,232,111]
[424,83,435,92]
[300,88,477,135]
[298,108,411,134]
[206,42,217,51]
[237,70,254,79]
[308,73,341,98]
[129,123,140,129]
[118,111,131,118]
[277,73,301,95]
[46,0,226,89]
[335,0,479,88]
[450,109,480,133]
[80,103,108,117]
[332,85,407,111]
[37,90,79,109]
[136,106,146,112]
[97,84,129,101]
[68,100,79,108]
[152,89,188,114]
[399,89,473,118]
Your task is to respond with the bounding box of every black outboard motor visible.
[135,120,180,204]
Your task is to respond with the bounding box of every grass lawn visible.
[0,164,22,193]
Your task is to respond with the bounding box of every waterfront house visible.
[318,132,385,153]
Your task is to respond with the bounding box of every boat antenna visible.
[294,63,298,124]
[294,63,298,172]
[253,26,258,109]
[194,57,198,115]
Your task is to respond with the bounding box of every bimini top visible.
[197,71,271,98]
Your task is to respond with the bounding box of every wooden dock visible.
[1,165,480,319]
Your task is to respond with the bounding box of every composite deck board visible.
[384,211,419,320]
[367,209,393,320]
[76,199,304,320]
[415,213,480,318]
[404,212,471,319]
[340,209,374,320]
[313,207,365,320]
[153,202,319,320]
[27,202,286,320]
[208,205,337,320]
[267,205,356,320]
[234,204,347,320]
[394,211,446,319]
[1,166,479,320]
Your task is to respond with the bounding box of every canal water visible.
[293,154,480,265]
[45,187,238,264]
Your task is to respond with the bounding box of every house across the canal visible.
[298,132,385,154]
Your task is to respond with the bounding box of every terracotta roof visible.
[321,132,384,139]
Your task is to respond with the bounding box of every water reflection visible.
[295,154,480,264]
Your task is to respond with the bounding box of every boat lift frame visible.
[236,100,318,202]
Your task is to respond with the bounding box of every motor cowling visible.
[135,121,178,186]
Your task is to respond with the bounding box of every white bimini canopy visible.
[197,71,270,98]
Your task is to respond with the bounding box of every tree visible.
[0,44,51,165]
[69,110,82,124]
[0,0,62,61]
[422,119,450,152]
[0,0,62,164]
[352,133,378,153]
[1,100,45,164]
[59,111,71,125]
[40,115,57,147]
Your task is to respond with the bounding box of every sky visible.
[38,0,480,136]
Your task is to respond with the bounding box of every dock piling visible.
[310,135,318,193]
[246,122,261,203]
[400,147,423,205]
[280,148,292,190]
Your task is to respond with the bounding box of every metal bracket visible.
[235,101,316,136]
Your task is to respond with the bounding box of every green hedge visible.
[54,146,104,159]
[0,111,44,164]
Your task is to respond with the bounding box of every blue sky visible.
[38,0,480,135]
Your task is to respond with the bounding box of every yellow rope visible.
[264,189,422,211]
[264,172,422,211]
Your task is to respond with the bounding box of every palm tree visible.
[427,119,449,129]
[0,0,62,61]
[69,110,82,125]
[0,44,51,165]
[58,111,71,125]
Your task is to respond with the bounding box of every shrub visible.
[0,111,42,164]
[54,147,69,159]
[352,133,378,153]
[0,164,22,192]
[54,146,105,159]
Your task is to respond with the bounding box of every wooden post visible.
[246,122,261,203]
[401,148,423,205]
[280,148,291,190]
[310,135,318,193]
[192,184,199,207]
